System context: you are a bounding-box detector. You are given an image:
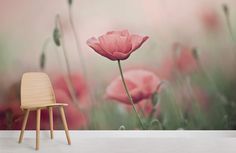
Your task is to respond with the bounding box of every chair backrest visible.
[21,72,56,108]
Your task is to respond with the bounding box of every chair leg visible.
[59,106,71,145]
[18,109,30,143]
[36,109,41,150]
[49,107,53,139]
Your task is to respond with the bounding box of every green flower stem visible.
[40,37,77,106]
[117,60,145,130]
[162,81,184,123]
[41,37,51,54]
[222,4,234,41]
[193,48,228,104]
[197,62,228,104]
[55,15,80,109]
[68,4,97,107]
[148,108,156,121]
[56,15,73,78]
[68,6,87,76]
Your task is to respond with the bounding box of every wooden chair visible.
[18,72,71,150]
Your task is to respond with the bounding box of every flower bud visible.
[53,27,61,46]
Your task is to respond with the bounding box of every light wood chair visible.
[18,72,71,150]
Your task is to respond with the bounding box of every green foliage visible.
[159,86,184,130]
[86,71,233,130]
[87,102,138,130]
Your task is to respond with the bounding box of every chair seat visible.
[21,103,68,109]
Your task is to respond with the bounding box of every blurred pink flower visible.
[0,101,23,130]
[157,43,198,80]
[53,74,89,107]
[0,74,88,130]
[105,69,161,105]
[8,101,23,129]
[199,7,221,31]
[87,30,149,60]
[0,80,39,130]
[53,74,88,99]
[53,89,87,129]
[52,74,89,129]
[157,57,175,80]
[0,101,55,130]
[174,44,198,74]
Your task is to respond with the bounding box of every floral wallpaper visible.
[0,0,236,130]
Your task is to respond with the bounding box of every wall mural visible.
[0,0,236,130]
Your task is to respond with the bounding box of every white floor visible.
[0,131,236,153]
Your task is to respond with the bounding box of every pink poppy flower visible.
[0,74,88,130]
[0,101,24,130]
[174,44,198,74]
[105,69,161,105]
[4,74,89,130]
[53,89,87,129]
[0,101,50,130]
[64,103,87,130]
[8,101,23,130]
[157,57,175,80]
[199,7,221,31]
[157,43,198,80]
[52,74,89,109]
[87,30,149,61]
[53,74,88,100]
[0,80,37,130]
[52,74,89,129]
[11,90,87,130]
